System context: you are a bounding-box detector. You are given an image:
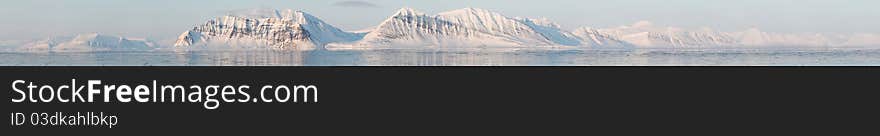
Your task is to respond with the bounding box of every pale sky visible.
[1,0,878,42]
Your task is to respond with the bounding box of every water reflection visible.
[174,50,306,66]
[356,49,548,66]
[3,48,880,66]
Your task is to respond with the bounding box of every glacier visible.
[19,33,156,52]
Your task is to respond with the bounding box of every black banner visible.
[1,67,875,135]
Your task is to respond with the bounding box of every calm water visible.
[2,48,880,66]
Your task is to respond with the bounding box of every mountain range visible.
[19,33,156,52]
[16,7,880,51]
[176,8,635,50]
[174,9,362,50]
[176,8,880,50]
[325,8,631,49]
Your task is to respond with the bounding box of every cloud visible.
[332,1,380,8]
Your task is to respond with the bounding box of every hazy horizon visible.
[2,0,879,42]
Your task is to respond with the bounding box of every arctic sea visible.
[2,48,880,66]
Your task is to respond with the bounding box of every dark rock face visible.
[176,16,313,49]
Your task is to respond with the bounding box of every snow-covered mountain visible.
[590,21,880,48]
[840,33,880,47]
[170,7,879,50]
[729,28,836,47]
[0,40,20,46]
[20,33,156,52]
[571,27,634,48]
[0,40,24,50]
[174,9,362,50]
[327,8,628,49]
[592,21,738,48]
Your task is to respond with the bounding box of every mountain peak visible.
[227,8,283,19]
[176,8,359,49]
[438,7,503,17]
[631,21,655,28]
[72,33,120,42]
[226,8,315,20]
[393,7,424,17]
[459,7,492,13]
[74,32,101,38]
[744,27,762,32]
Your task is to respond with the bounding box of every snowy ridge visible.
[174,9,361,50]
[571,27,633,48]
[330,8,527,48]
[595,21,738,48]
[328,8,627,49]
[434,8,554,45]
[731,28,834,47]
[594,21,880,48]
[174,15,315,49]
[518,17,582,46]
[20,33,156,52]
